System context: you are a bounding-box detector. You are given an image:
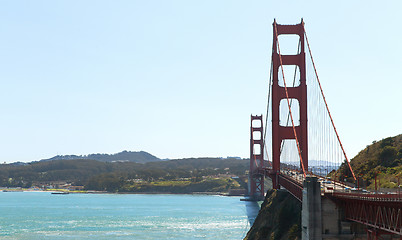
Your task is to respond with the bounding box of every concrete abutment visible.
[302,177,360,240]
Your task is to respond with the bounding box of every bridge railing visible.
[330,191,402,202]
[264,166,402,202]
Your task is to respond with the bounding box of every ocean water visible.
[0,192,259,240]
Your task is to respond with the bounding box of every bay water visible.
[0,192,259,239]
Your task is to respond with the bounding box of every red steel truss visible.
[277,173,303,201]
[330,192,402,237]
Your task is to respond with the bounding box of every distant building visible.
[69,186,84,191]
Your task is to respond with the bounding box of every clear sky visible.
[0,1,401,163]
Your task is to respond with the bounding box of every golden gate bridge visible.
[247,19,401,240]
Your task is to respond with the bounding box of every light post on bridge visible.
[333,173,336,192]
[344,175,348,192]
[375,171,381,194]
[357,173,363,191]
[398,176,400,199]
[356,175,359,190]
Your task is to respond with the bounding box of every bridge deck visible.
[260,168,402,236]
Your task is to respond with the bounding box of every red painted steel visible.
[249,115,265,200]
[271,19,308,189]
[274,23,307,177]
[278,173,303,201]
[329,192,402,236]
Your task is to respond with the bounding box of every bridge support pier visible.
[302,177,322,240]
[303,177,358,239]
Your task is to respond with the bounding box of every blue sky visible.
[0,1,401,163]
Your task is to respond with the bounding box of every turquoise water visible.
[0,192,257,239]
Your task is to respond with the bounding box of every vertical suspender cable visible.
[263,58,273,166]
[302,23,356,181]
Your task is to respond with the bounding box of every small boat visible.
[51,192,70,195]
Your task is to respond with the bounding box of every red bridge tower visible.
[270,20,308,189]
[249,115,264,200]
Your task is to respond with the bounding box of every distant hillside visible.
[41,151,160,163]
[333,134,402,189]
[0,157,248,191]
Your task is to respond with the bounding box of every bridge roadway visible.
[259,165,358,200]
[256,167,402,238]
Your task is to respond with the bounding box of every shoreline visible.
[1,188,246,197]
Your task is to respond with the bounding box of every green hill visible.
[40,150,160,163]
[333,134,402,189]
[0,157,248,192]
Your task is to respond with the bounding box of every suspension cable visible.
[263,58,273,164]
[302,23,356,181]
[274,22,307,177]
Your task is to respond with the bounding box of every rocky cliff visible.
[244,189,301,240]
